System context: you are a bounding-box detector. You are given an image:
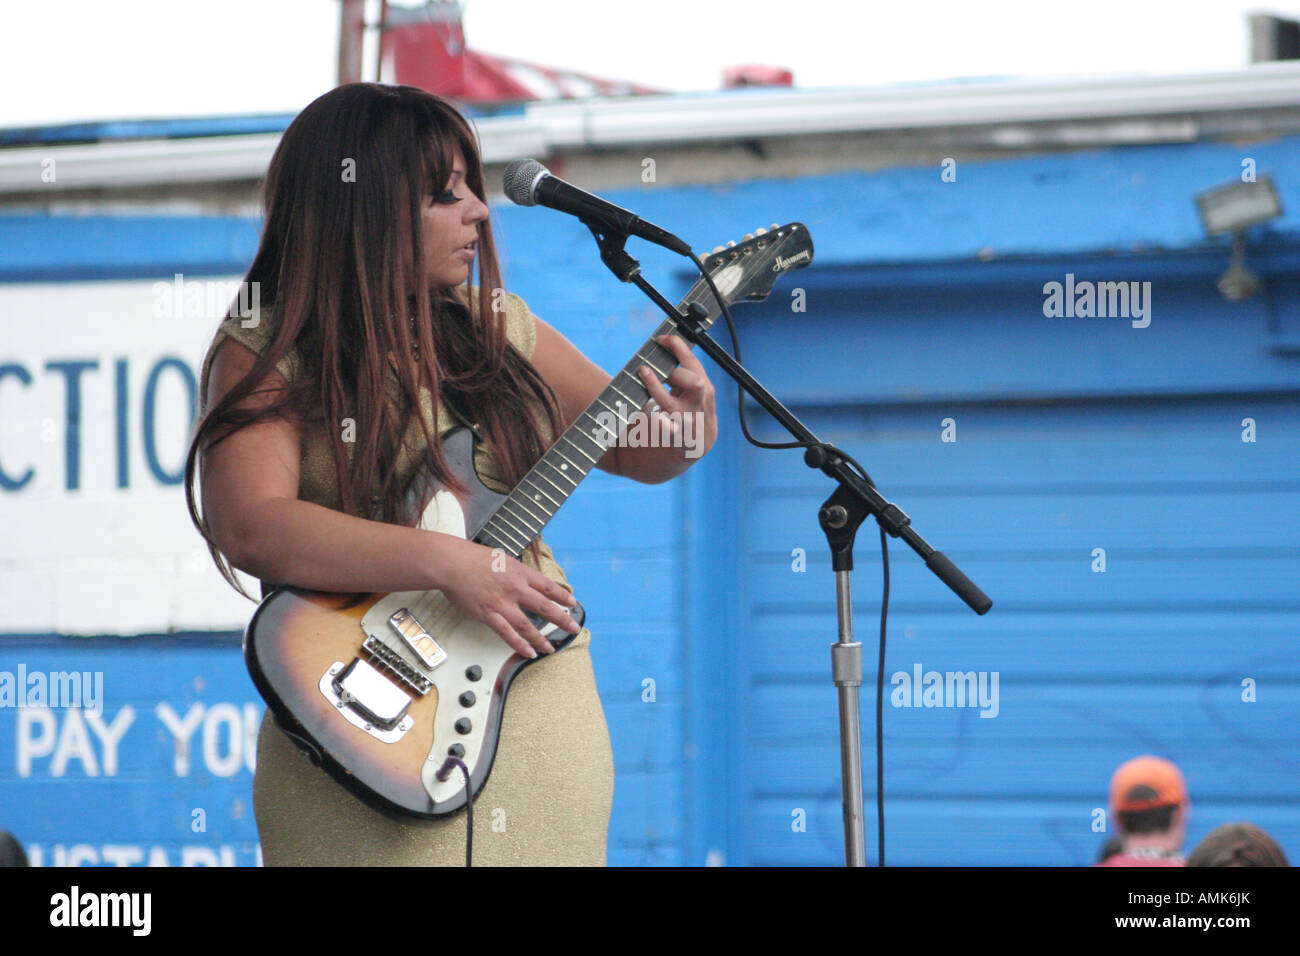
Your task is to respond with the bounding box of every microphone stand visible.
[584,223,993,867]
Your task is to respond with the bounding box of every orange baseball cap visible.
[1110,755,1188,815]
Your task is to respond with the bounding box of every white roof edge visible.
[0,133,283,192]
[5,61,1300,195]
[537,61,1300,145]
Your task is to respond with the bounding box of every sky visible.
[3,0,1300,128]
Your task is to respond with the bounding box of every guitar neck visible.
[469,221,814,557]
[472,284,718,557]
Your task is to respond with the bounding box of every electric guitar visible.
[243,223,815,818]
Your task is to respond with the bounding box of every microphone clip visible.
[585,221,642,283]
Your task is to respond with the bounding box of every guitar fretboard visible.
[472,285,718,556]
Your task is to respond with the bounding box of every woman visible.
[185,83,717,865]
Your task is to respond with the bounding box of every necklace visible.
[408,315,421,361]
[1126,846,1181,860]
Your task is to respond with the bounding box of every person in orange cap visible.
[1095,755,1190,867]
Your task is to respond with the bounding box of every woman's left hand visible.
[636,333,718,465]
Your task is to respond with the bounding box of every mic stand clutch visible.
[586,221,992,867]
[585,222,642,282]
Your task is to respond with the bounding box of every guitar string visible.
[474,329,692,554]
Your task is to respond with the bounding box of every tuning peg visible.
[754,227,767,236]
[727,240,737,248]
[711,245,726,254]
[770,223,779,231]
[742,233,754,241]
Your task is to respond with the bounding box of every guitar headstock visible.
[698,222,814,306]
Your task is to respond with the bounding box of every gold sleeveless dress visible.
[198,289,614,865]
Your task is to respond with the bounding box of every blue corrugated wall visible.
[2,131,1297,865]
[717,272,1300,865]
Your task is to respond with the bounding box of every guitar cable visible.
[435,755,473,867]
[686,252,877,485]
[688,251,889,867]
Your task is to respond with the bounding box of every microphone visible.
[502,159,692,257]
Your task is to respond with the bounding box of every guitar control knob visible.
[447,743,465,757]
[459,691,476,708]
[454,718,472,735]
[465,665,482,682]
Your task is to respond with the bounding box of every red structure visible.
[381,1,662,102]
[723,64,795,88]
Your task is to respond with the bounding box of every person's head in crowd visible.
[1098,755,1189,866]
[0,830,28,867]
[1187,823,1289,867]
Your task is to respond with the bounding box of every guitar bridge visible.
[361,635,434,696]
[317,607,443,745]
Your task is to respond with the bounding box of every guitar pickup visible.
[389,608,447,670]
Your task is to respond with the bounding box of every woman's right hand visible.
[429,534,581,659]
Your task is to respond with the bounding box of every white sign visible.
[0,278,259,633]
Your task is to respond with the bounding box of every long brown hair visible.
[185,83,561,596]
